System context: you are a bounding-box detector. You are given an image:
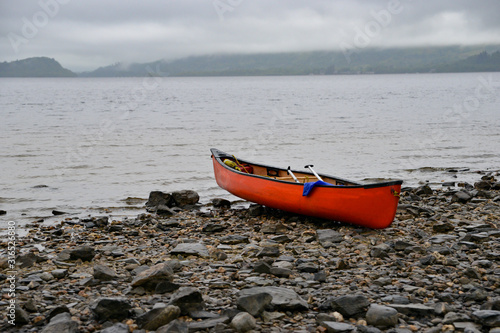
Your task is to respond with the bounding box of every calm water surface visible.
[1,73,499,225]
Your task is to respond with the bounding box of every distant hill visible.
[0,57,76,77]
[79,45,500,77]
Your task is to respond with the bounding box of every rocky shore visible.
[1,174,499,333]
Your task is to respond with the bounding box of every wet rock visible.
[212,198,231,208]
[146,191,173,210]
[248,204,264,216]
[170,242,209,258]
[474,180,492,190]
[93,264,118,281]
[317,229,343,247]
[415,185,433,196]
[366,304,399,328]
[171,190,199,207]
[136,305,180,331]
[231,312,256,332]
[91,298,131,322]
[169,287,204,315]
[238,286,308,311]
[237,292,273,316]
[41,312,78,333]
[52,210,67,215]
[131,262,174,290]
[0,209,6,215]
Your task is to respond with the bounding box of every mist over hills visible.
[2,45,500,77]
[78,45,500,77]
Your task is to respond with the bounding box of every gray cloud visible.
[1,0,500,71]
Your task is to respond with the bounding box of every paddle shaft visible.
[287,166,300,183]
[305,165,323,181]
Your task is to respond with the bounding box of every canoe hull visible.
[211,149,402,229]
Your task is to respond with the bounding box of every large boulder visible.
[171,190,199,207]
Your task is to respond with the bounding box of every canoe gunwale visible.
[210,148,403,189]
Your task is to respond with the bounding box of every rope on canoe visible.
[232,155,250,174]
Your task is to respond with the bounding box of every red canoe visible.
[211,148,403,229]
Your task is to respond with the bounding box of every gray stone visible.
[16,252,43,268]
[91,298,131,322]
[328,294,370,317]
[256,246,280,257]
[370,243,392,258]
[130,262,174,290]
[296,262,319,273]
[202,222,228,233]
[270,266,292,278]
[157,319,189,333]
[41,313,78,333]
[231,312,256,332]
[237,286,308,311]
[253,261,272,274]
[93,264,118,281]
[15,306,30,326]
[136,305,180,331]
[94,216,109,227]
[187,316,230,331]
[317,229,343,247]
[220,235,250,244]
[170,243,209,258]
[388,303,434,316]
[51,269,68,279]
[237,292,273,316]
[366,304,398,328]
[452,190,472,203]
[169,287,204,315]
[322,321,356,333]
[101,323,130,333]
[472,310,500,327]
[452,322,481,332]
[58,245,95,262]
[47,305,70,321]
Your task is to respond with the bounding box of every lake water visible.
[1,73,499,226]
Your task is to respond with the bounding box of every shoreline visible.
[1,174,499,332]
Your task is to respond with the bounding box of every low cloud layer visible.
[1,0,500,71]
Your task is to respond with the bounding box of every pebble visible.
[1,175,499,332]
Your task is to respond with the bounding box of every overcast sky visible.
[1,0,500,71]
